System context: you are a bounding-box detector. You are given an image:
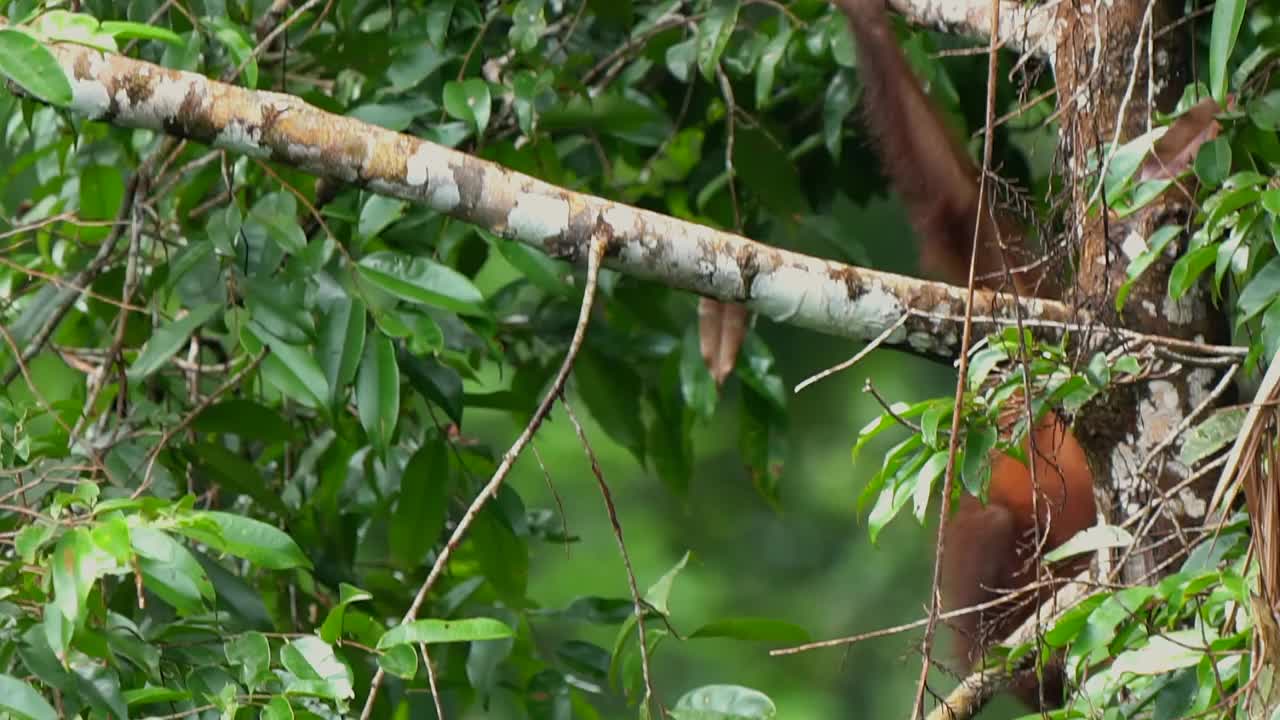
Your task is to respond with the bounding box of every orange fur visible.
[831,0,1096,708]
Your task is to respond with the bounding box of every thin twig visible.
[911,2,1006,717]
[132,351,265,498]
[561,400,658,715]
[358,228,611,720]
[795,314,910,394]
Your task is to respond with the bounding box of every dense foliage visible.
[0,0,1276,718]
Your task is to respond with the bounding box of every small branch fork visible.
[358,228,612,720]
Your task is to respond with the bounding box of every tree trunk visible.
[1055,1,1228,583]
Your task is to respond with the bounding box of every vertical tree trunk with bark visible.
[1055,1,1227,583]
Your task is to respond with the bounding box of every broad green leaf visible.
[209,17,257,88]
[509,0,547,52]
[178,511,309,570]
[644,550,690,616]
[1208,0,1245,102]
[0,29,72,106]
[243,276,313,344]
[357,251,487,316]
[127,303,221,380]
[376,644,419,679]
[193,399,299,444]
[51,528,96,624]
[1043,525,1134,563]
[689,618,810,645]
[471,507,529,605]
[1180,407,1247,466]
[442,78,492,135]
[358,195,406,239]
[376,618,514,648]
[390,437,451,568]
[356,334,400,451]
[1236,256,1280,323]
[100,20,185,45]
[225,632,270,690]
[280,636,354,702]
[911,451,949,522]
[246,323,329,409]
[671,684,776,720]
[0,674,58,720]
[755,24,792,107]
[131,526,214,615]
[318,583,373,644]
[318,296,367,408]
[15,522,56,564]
[697,0,740,81]
[263,696,294,720]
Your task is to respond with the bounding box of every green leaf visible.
[189,441,288,515]
[0,29,72,106]
[1237,256,1280,323]
[689,618,810,645]
[99,20,185,46]
[1042,525,1134,563]
[15,522,56,564]
[357,195,406,239]
[962,422,998,497]
[280,636,354,702]
[755,24,792,107]
[262,695,294,720]
[1193,137,1231,187]
[509,0,547,52]
[644,550,690,616]
[209,17,257,88]
[178,511,309,570]
[249,192,306,254]
[376,644,419,679]
[356,334,400,451]
[318,583,373,644]
[1167,245,1216,300]
[131,526,214,615]
[911,451,949,522]
[376,618,514,648]
[471,507,529,605]
[697,0,740,81]
[243,275,313,344]
[442,78,492,135]
[1179,406,1247,466]
[1116,225,1181,311]
[671,684,776,720]
[390,437,451,568]
[0,673,58,720]
[193,399,299,444]
[357,251,487,316]
[1250,90,1280,131]
[318,296,367,409]
[51,528,96,624]
[247,323,329,409]
[127,303,221,380]
[1208,0,1245,102]
[225,632,270,690]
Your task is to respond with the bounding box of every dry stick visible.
[793,314,910,393]
[132,351,266,498]
[770,576,1056,656]
[418,642,445,720]
[924,572,1094,720]
[910,3,1006,718]
[357,229,611,720]
[561,400,658,714]
[1,166,151,388]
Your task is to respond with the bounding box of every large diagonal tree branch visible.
[888,0,1060,57]
[34,39,1073,360]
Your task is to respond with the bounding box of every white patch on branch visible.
[509,194,570,241]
